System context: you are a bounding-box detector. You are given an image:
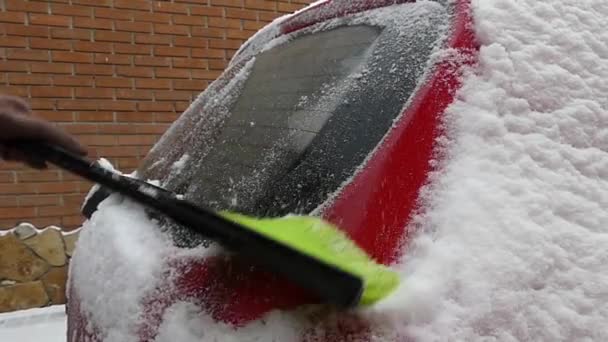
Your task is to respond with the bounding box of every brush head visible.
[221,212,400,306]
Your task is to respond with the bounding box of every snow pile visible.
[383,0,608,340]
[70,196,171,342]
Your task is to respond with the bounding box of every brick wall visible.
[0,0,314,231]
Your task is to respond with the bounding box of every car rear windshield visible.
[138,2,449,217]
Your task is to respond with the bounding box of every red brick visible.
[0,11,26,24]
[95,31,132,43]
[0,172,15,183]
[72,0,112,6]
[135,78,172,89]
[76,112,114,122]
[209,38,243,49]
[135,56,170,67]
[96,77,133,88]
[75,64,114,75]
[74,17,114,30]
[0,197,18,208]
[52,76,95,87]
[278,2,302,13]
[0,61,29,72]
[115,21,152,33]
[172,57,207,69]
[57,100,98,111]
[74,88,115,99]
[174,101,190,112]
[52,51,94,63]
[5,0,49,13]
[191,48,225,59]
[153,2,189,14]
[172,15,204,26]
[155,112,181,122]
[29,99,56,110]
[0,86,28,97]
[31,62,72,75]
[173,79,207,90]
[191,27,225,38]
[259,11,282,21]
[78,135,117,146]
[113,43,153,55]
[1,37,28,48]
[154,90,193,101]
[245,0,277,11]
[173,36,206,48]
[4,24,47,37]
[154,46,190,57]
[8,74,51,85]
[36,110,75,122]
[0,183,38,195]
[210,0,244,8]
[116,66,154,78]
[38,205,81,217]
[51,28,90,40]
[98,124,138,134]
[154,24,190,36]
[138,102,175,112]
[104,101,137,111]
[226,29,254,40]
[191,69,223,80]
[134,12,171,24]
[116,112,156,123]
[94,7,133,20]
[135,33,172,45]
[190,6,224,17]
[30,38,72,50]
[63,124,99,134]
[30,86,73,98]
[208,59,228,70]
[0,207,37,219]
[18,195,61,207]
[117,135,159,146]
[94,54,132,65]
[73,41,113,53]
[7,49,49,61]
[93,146,141,157]
[116,89,154,100]
[226,8,257,20]
[243,20,266,30]
[17,171,61,183]
[208,17,242,29]
[30,14,71,27]
[115,0,151,11]
[135,124,170,134]
[155,67,191,79]
[51,4,93,17]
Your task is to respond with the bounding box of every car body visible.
[67,0,478,340]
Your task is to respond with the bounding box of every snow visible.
[69,196,171,342]
[64,0,608,341]
[383,0,608,340]
[0,306,66,342]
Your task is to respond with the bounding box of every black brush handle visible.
[13,141,364,308]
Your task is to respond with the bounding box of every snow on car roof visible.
[386,1,608,341]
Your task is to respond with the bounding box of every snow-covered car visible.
[67,0,478,340]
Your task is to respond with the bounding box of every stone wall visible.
[0,223,79,313]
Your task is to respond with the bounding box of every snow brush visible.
[13,141,399,308]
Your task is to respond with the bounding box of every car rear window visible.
[139,2,449,217]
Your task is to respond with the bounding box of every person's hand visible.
[0,95,87,169]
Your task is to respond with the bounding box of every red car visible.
[68,0,478,340]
